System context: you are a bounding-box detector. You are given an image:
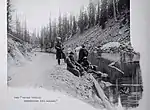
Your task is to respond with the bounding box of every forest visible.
[7,0,130,51]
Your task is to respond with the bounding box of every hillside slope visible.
[7,37,33,82]
[64,13,130,53]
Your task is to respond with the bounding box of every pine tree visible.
[107,0,113,19]
[118,0,130,14]
[115,0,119,15]
[78,9,84,33]
[7,0,13,33]
[26,29,31,44]
[66,18,70,38]
[58,12,62,39]
[36,32,40,47]
[33,29,37,45]
[88,0,96,28]
[83,10,89,30]
[96,0,101,25]
[62,14,68,41]
[23,19,28,42]
[51,20,57,47]
[113,0,117,21]
[72,16,77,35]
[15,15,22,39]
[40,27,46,51]
[48,15,52,47]
[43,27,47,51]
[99,0,108,29]
[69,15,73,36]
[40,29,44,51]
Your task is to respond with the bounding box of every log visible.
[90,74,115,110]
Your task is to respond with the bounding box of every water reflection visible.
[88,51,143,109]
[104,85,143,108]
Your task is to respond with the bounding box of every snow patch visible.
[7,37,33,81]
[8,87,100,110]
[101,42,121,50]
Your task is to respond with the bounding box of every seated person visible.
[81,57,97,72]
[78,44,89,64]
[80,57,109,81]
[66,51,85,77]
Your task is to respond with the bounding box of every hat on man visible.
[81,44,85,48]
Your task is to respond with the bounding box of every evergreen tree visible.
[96,0,101,25]
[83,10,89,29]
[40,27,45,51]
[58,12,62,39]
[99,0,108,29]
[26,29,30,44]
[48,15,52,44]
[31,30,37,45]
[88,0,96,28]
[72,16,77,35]
[7,0,13,33]
[113,0,117,21]
[118,0,130,14]
[51,20,57,47]
[15,15,22,39]
[78,9,84,33]
[107,0,114,19]
[69,15,73,35]
[66,18,70,38]
[62,14,68,41]
[23,19,28,42]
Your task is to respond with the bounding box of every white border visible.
[0,0,149,110]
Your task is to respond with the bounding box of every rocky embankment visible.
[45,63,114,109]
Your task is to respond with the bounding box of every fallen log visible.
[90,74,116,110]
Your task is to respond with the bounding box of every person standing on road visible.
[55,37,63,65]
[80,57,97,71]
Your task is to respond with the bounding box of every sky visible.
[12,0,90,33]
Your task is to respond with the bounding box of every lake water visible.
[88,52,143,109]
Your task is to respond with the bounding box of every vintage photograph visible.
[7,0,143,109]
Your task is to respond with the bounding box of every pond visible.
[104,84,143,108]
[88,51,143,108]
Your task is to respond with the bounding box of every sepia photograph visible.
[7,0,143,109]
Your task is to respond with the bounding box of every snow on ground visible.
[8,52,105,109]
[7,88,101,110]
[7,38,32,67]
[7,38,106,109]
[43,64,105,109]
[7,38,125,110]
[7,37,33,81]
[101,42,121,50]
[8,52,56,87]
[8,47,130,110]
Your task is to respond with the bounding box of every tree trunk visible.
[113,0,117,21]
